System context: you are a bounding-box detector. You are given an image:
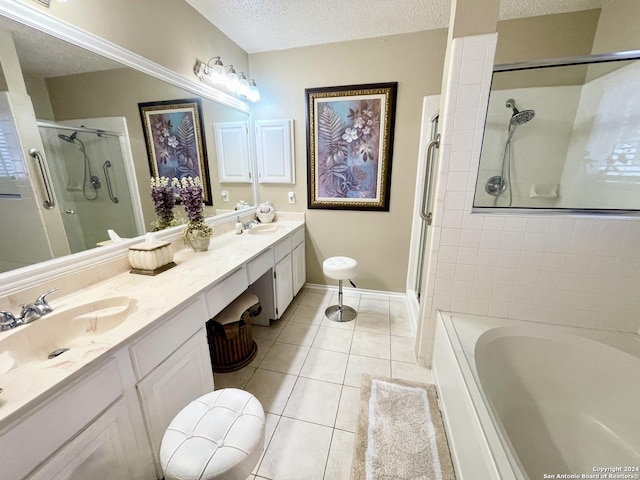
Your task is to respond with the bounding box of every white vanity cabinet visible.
[2,353,155,480]
[129,295,214,477]
[291,227,306,296]
[136,329,212,475]
[28,397,148,480]
[204,267,249,319]
[275,251,294,317]
[0,220,306,480]
[247,225,306,320]
[271,226,305,318]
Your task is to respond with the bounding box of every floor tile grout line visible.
[279,410,340,430]
[254,412,282,480]
[297,372,348,387]
[323,427,339,480]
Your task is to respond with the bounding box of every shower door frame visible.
[406,95,440,333]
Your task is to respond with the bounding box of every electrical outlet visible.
[288,191,295,204]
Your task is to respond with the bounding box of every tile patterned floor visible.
[213,287,434,480]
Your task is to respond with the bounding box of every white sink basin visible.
[248,224,280,235]
[0,296,136,373]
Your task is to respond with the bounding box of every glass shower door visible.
[414,114,439,302]
[38,124,140,253]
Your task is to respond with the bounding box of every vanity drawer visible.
[247,249,273,284]
[274,237,292,263]
[130,295,207,380]
[291,227,305,248]
[0,358,123,480]
[204,267,249,319]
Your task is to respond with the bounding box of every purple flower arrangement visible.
[173,176,212,241]
[150,176,178,231]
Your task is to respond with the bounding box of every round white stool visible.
[323,256,358,322]
[160,388,265,480]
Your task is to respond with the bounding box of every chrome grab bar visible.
[28,148,55,210]
[419,134,440,224]
[102,160,119,204]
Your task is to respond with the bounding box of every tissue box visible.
[128,241,176,275]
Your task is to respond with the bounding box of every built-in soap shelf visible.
[529,183,559,199]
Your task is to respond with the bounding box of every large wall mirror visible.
[474,52,640,213]
[0,10,257,276]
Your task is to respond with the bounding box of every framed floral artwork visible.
[138,98,212,205]
[305,82,397,211]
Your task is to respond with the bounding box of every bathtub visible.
[432,311,640,480]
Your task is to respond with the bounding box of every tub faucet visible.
[0,288,58,331]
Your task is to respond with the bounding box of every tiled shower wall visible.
[420,34,640,364]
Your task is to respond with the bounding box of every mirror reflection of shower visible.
[37,119,144,254]
[485,98,535,206]
[57,129,101,201]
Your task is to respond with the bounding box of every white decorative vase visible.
[257,211,275,223]
[186,233,211,252]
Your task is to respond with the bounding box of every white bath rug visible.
[352,376,456,480]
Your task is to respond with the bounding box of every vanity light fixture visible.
[194,57,261,102]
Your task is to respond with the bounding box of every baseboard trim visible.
[302,283,406,301]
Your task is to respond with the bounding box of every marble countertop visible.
[0,218,304,429]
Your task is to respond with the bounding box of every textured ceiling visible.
[186,0,606,53]
[0,16,120,79]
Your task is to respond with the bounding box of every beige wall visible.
[23,74,55,120]
[250,30,448,292]
[42,68,252,228]
[495,9,600,63]
[29,4,613,293]
[31,0,249,83]
[591,0,640,54]
[249,11,603,292]
[449,0,499,39]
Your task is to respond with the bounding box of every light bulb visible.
[226,65,239,94]
[248,79,261,102]
[207,57,226,86]
[238,73,251,98]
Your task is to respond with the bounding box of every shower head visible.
[58,131,78,143]
[506,99,535,125]
[510,109,535,125]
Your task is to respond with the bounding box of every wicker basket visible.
[206,303,260,373]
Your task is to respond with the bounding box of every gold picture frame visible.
[305,82,397,211]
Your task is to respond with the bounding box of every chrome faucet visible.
[33,288,57,315]
[0,288,58,331]
[0,311,19,331]
[242,220,259,230]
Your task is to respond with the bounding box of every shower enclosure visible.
[37,119,144,253]
[474,51,640,212]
